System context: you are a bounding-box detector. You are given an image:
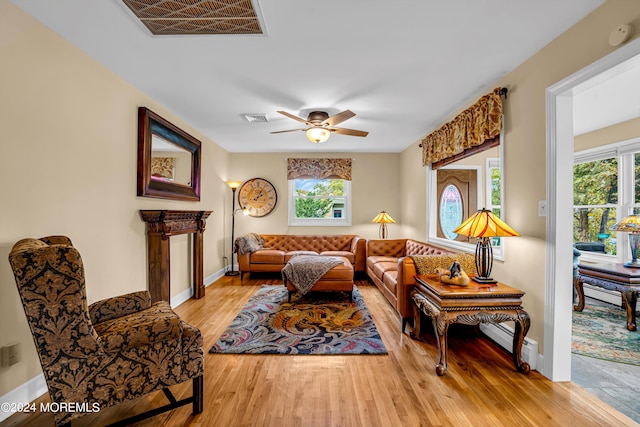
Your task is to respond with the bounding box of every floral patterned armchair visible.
[8,236,204,426]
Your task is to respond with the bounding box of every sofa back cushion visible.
[405,239,455,256]
[261,235,355,253]
[367,239,408,258]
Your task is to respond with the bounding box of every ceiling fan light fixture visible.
[305,127,331,143]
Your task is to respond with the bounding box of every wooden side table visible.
[575,262,640,331]
[411,275,530,376]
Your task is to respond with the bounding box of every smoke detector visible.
[609,24,633,47]
[243,113,269,122]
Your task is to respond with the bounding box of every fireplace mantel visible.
[140,210,212,302]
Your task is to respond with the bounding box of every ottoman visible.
[284,256,354,302]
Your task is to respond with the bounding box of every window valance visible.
[287,158,352,180]
[420,88,505,167]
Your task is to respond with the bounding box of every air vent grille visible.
[122,0,264,35]
[243,113,269,122]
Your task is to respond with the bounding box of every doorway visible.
[546,38,640,381]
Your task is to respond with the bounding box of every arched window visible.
[439,184,463,240]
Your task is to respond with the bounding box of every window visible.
[427,146,504,258]
[573,139,640,261]
[439,184,463,240]
[288,178,351,226]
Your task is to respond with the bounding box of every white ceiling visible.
[13,0,610,153]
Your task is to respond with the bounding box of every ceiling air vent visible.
[243,113,269,123]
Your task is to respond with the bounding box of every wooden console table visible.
[411,275,530,376]
[575,262,640,331]
[140,210,212,302]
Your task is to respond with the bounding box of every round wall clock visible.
[238,178,277,217]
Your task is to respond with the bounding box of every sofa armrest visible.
[89,290,152,325]
[397,257,440,322]
[351,236,367,272]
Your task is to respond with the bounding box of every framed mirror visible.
[137,107,201,201]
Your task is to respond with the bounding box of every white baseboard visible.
[1,267,227,422]
[170,267,226,308]
[480,323,539,371]
[0,374,47,422]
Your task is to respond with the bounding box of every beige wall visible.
[3,0,640,400]
[400,0,640,350]
[0,2,231,396]
[228,153,401,241]
[574,116,640,152]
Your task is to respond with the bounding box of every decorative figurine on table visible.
[435,261,470,286]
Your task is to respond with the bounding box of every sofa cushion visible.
[382,270,398,294]
[251,249,285,264]
[284,251,319,262]
[321,251,355,263]
[367,255,398,270]
[372,261,398,281]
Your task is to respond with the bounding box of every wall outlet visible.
[1,342,20,367]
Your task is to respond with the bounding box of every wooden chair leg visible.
[192,375,203,414]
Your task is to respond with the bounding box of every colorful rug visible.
[572,303,640,366]
[210,285,387,355]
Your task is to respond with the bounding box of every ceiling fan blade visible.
[270,128,304,134]
[277,111,308,124]
[323,110,356,126]
[331,127,369,137]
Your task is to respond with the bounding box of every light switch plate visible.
[538,200,547,217]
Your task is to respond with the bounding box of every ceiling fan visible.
[271,110,369,143]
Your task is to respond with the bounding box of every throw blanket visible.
[282,255,343,295]
[409,254,477,276]
[235,233,264,255]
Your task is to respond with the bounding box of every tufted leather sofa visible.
[237,234,366,280]
[366,239,458,332]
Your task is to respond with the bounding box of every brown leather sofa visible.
[237,234,366,280]
[367,239,463,332]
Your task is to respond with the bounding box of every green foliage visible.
[573,158,618,253]
[294,179,344,218]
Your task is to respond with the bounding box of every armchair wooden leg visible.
[193,375,204,414]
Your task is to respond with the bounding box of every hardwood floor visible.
[5,275,638,427]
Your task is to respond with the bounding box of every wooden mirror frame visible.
[137,107,201,201]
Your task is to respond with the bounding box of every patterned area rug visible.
[572,303,640,366]
[210,285,387,355]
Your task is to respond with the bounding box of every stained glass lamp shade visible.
[372,211,395,239]
[453,209,520,284]
[611,215,640,268]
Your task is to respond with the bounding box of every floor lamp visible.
[225,181,243,276]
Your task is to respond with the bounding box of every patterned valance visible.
[287,158,352,180]
[421,88,504,167]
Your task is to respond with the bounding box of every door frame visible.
[544,38,640,380]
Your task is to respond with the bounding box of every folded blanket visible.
[235,233,264,255]
[282,255,343,295]
[409,253,477,276]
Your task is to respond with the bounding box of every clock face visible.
[238,178,277,217]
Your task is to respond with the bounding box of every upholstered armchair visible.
[8,236,204,426]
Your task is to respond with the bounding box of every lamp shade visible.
[305,127,331,143]
[372,211,396,224]
[226,180,243,190]
[611,215,640,233]
[453,209,519,238]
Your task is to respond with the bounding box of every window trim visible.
[426,144,506,261]
[287,179,352,226]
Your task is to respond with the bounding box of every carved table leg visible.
[411,296,422,339]
[574,275,585,312]
[512,309,531,374]
[621,289,638,331]
[433,312,450,376]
